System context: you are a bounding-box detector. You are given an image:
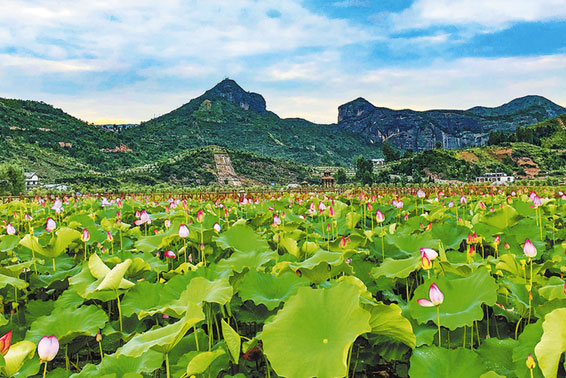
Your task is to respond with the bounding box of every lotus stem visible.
[346,343,353,378]
[515,318,522,340]
[165,353,170,378]
[194,326,200,351]
[52,258,56,272]
[116,290,123,332]
[528,258,533,323]
[436,306,441,347]
[42,362,48,378]
[98,340,103,362]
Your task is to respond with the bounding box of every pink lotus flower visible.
[417,283,444,307]
[164,250,176,259]
[24,213,33,221]
[339,235,348,248]
[45,218,56,232]
[81,228,90,242]
[6,223,15,235]
[178,224,189,238]
[494,235,501,246]
[523,239,537,258]
[329,207,334,217]
[448,201,454,208]
[420,248,438,261]
[460,196,467,204]
[134,210,151,226]
[271,215,281,227]
[376,209,385,223]
[404,213,409,221]
[417,189,426,198]
[421,255,432,270]
[37,335,59,362]
[106,232,113,242]
[196,209,204,223]
[0,331,12,355]
[213,223,221,232]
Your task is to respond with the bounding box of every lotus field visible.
[1,187,566,378]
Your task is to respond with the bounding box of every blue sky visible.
[0,0,565,124]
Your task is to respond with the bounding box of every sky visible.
[1,0,566,124]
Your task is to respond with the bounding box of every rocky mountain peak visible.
[202,78,267,113]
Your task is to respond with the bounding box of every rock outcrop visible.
[337,96,566,151]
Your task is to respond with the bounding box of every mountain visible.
[337,95,566,152]
[118,78,382,166]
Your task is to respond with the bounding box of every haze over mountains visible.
[1,78,565,183]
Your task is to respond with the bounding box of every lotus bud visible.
[523,239,537,258]
[213,223,221,232]
[420,248,438,261]
[526,353,536,370]
[37,335,59,363]
[178,224,189,238]
[0,331,12,355]
[417,283,444,307]
[164,250,175,259]
[504,242,510,249]
[6,223,15,235]
[81,228,90,242]
[95,331,102,342]
[271,215,281,227]
[494,235,501,246]
[164,219,171,228]
[106,231,113,242]
[196,209,204,223]
[45,218,56,232]
[376,209,385,223]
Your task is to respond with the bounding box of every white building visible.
[24,172,39,191]
[372,158,386,170]
[475,172,515,184]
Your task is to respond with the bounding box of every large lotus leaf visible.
[381,231,438,259]
[279,237,299,257]
[214,224,271,253]
[70,350,163,378]
[50,227,82,255]
[216,248,277,274]
[27,305,109,345]
[69,264,119,301]
[513,322,544,378]
[88,254,134,291]
[1,340,36,377]
[366,303,416,348]
[96,259,134,291]
[0,234,20,252]
[134,233,168,253]
[371,255,420,279]
[0,313,6,327]
[221,319,240,364]
[538,276,566,301]
[408,268,497,330]
[0,272,28,289]
[118,303,204,357]
[431,223,469,250]
[262,280,371,378]
[474,205,521,229]
[186,349,225,376]
[121,281,181,319]
[535,308,566,378]
[409,346,487,378]
[19,234,47,256]
[238,271,309,310]
[477,338,517,377]
[169,277,233,314]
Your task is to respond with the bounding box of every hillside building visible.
[24,172,39,191]
[475,172,515,184]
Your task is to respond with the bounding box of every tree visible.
[0,163,25,195]
[334,168,347,184]
[382,141,400,162]
[355,156,374,186]
[435,140,442,149]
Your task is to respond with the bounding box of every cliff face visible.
[337,96,566,151]
[202,78,267,113]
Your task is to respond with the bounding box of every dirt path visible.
[214,152,242,186]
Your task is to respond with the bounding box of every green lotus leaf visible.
[279,236,299,257]
[0,234,20,252]
[1,340,36,377]
[479,372,506,378]
[214,224,271,254]
[186,349,225,376]
[169,277,233,315]
[476,338,517,377]
[27,305,109,345]
[0,272,28,290]
[538,276,566,301]
[284,249,354,284]
[69,350,163,378]
[366,303,416,348]
[0,313,6,327]
[237,270,309,310]
[118,303,204,357]
[134,233,167,253]
[216,249,277,274]
[371,255,420,279]
[69,263,119,301]
[96,259,133,291]
[221,319,240,364]
[50,227,82,256]
[512,321,544,378]
[408,268,497,330]
[409,346,487,378]
[474,205,521,229]
[19,234,47,256]
[535,308,566,378]
[431,223,469,250]
[120,280,180,319]
[262,280,371,378]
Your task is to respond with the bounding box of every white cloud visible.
[392,0,566,30]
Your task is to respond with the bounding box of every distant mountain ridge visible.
[1,78,565,186]
[337,95,566,151]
